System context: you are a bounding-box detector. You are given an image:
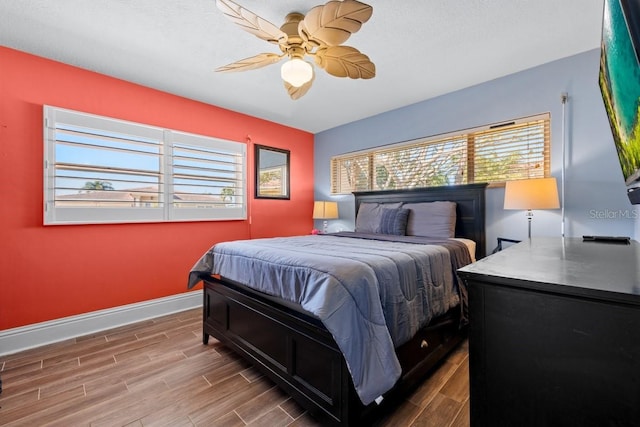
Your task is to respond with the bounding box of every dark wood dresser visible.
[458,237,640,427]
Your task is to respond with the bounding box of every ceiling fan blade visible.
[314,46,375,79]
[216,0,288,44]
[285,70,315,100]
[299,0,373,47]
[216,53,284,73]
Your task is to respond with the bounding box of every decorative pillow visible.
[355,202,402,233]
[379,208,409,235]
[404,201,457,238]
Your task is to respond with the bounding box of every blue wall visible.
[314,49,637,254]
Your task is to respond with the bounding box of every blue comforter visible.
[188,232,471,405]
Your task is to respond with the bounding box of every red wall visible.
[0,47,315,331]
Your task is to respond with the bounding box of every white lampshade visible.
[504,177,560,239]
[281,59,313,87]
[313,201,339,219]
[504,177,560,210]
[313,200,338,234]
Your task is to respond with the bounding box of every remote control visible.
[583,235,630,243]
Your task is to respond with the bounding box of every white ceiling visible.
[0,0,604,133]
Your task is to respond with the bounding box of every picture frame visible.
[255,145,290,199]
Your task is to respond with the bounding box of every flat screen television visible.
[598,0,640,203]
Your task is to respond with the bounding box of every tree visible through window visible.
[82,181,115,191]
[331,113,550,194]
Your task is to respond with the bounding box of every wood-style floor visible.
[0,308,470,426]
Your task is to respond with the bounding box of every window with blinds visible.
[44,106,246,225]
[331,113,550,194]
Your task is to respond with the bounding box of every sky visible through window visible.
[54,124,240,205]
[45,106,247,224]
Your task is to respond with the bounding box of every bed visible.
[187,183,487,426]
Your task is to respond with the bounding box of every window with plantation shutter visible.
[44,106,246,224]
[330,113,550,194]
[169,132,245,221]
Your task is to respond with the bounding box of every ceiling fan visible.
[215,0,376,100]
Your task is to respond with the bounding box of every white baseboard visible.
[0,291,202,357]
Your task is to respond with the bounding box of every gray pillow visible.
[379,208,409,235]
[404,201,457,238]
[355,202,402,233]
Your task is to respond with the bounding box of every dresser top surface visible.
[458,237,640,302]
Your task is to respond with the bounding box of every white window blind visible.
[44,106,246,224]
[331,113,550,194]
[330,152,371,194]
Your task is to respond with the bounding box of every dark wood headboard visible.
[353,183,488,259]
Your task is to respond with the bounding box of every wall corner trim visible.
[0,291,202,357]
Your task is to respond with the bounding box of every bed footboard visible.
[204,277,357,424]
[202,276,466,426]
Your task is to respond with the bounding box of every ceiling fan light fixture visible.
[215,0,375,99]
[280,58,313,87]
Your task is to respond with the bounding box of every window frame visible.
[43,106,247,225]
[330,113,551,194]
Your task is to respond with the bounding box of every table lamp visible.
[504,177,560,238]
[313,201,339,234]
